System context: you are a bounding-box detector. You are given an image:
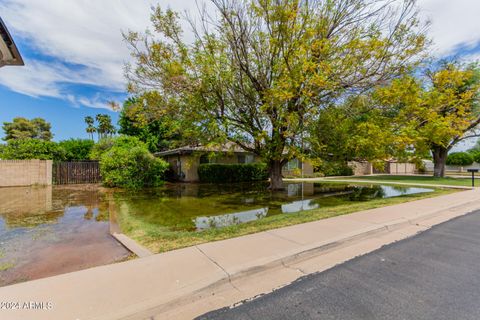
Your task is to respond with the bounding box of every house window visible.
[237,154,246,164]
[200,154,218,164]
[237,154,255,164]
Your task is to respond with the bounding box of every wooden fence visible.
[53,161,101,185]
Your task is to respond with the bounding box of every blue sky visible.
[1,0,480,149]
[0,0,194,141]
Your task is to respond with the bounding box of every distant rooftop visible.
[0,17,24,67]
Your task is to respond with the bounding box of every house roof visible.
[0,18,24,67]
[155,143,251,157]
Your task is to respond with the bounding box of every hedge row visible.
[198,163,269,183]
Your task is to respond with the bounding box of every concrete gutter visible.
[1,189,480,320]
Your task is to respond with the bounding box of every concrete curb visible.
[111,233,153,258]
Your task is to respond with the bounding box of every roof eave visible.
[155,149,194,157]
[0,18,24,67]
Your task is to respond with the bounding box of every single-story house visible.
[0,18,24,67]
[155,144,314,182]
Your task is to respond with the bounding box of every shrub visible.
[198,163,268,183]
[58,139,94,161]
[468,150,480,163]
[446,152,474,166]
[99,136,169,189]
[417,164,427,174]
[317,161,354,177]
[0,138,65,160]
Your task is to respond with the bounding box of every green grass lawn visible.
[330,175,474,187]
[116,188,455,253]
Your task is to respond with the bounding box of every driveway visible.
[198,210,480,320]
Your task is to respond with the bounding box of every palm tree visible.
[84,116,96,141]
[95,114,116,140]
[106,122,117,137]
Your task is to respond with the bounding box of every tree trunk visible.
[432,146,448,178]
[269,160,284,190]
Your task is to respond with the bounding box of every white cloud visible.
[76,96,114,110]
[0,61,65,98]
[1,0,480,110]
[0,60,113,98]
[418,0,480,56]
[0,0,204,109]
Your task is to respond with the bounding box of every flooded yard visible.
[0,185,130,287]
[0,181,436,286]
[114,182,435,232]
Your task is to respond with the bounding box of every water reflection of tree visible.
[195,182,269,198]
[349,186,386,201]
[313,183,352,194]
[390,186,409,193]
[53,186,108,222]
[0,185,107,228]
[116,183,359,232]
[115,183,275,232]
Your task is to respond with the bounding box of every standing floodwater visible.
[0,182,434,286]
[114,182,435,232]
[0,185,130,287]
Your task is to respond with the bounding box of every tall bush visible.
[446,152,474,166]
[98,136,169,188]
[58,139,94,161]
[198,163,268,183]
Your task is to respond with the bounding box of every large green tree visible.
[309,96,399,165]
[125,0,427,189]
[118,96,184,152]
[375,61,480,177]
[2,117,53,141]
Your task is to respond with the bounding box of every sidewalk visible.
[1,189,480,320]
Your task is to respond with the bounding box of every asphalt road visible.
[198,210,480,320]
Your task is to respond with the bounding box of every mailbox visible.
[467,169,479,188]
